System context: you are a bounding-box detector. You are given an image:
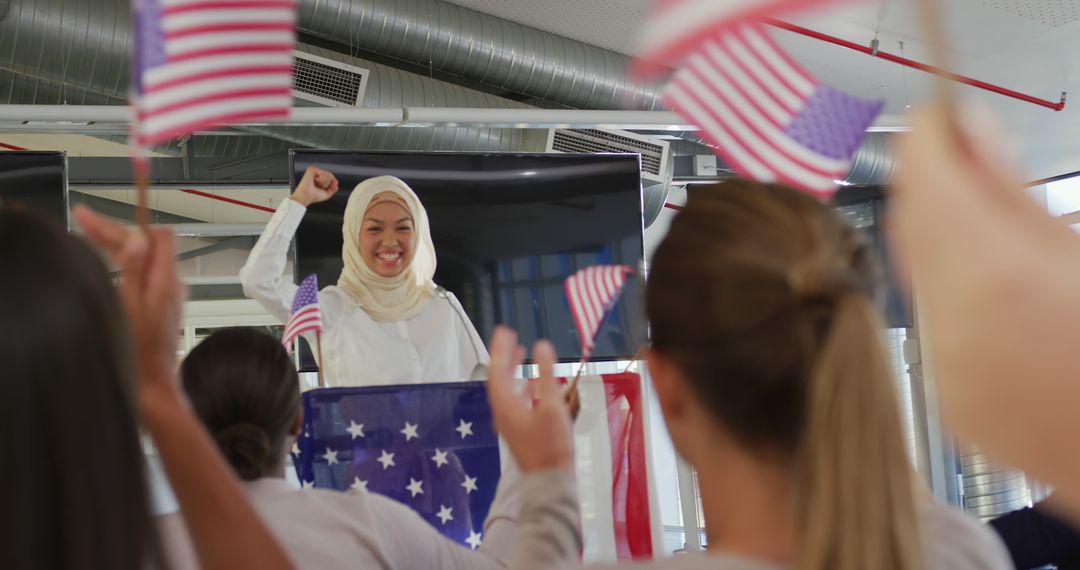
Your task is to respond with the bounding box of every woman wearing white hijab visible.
[240,166,489,387]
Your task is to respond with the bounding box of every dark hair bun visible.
[215,423,272,481]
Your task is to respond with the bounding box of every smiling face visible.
[359,197,415,278]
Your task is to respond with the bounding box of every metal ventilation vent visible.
[291,51,369,107]
[960,446,1032,522]
[550,128,667,177]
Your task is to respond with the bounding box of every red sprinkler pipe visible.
[765,19,1067,112]
[179,188,276,213]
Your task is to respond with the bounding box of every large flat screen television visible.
[291,150,647,368]
[833,187,912,328]
[0,151,68,226]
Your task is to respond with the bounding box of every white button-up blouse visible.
[239,199,489,388]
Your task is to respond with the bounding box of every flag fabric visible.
[283,274,321,351]
[130,0,296,148]
[564,265,635,359]
[292,374,654,559]
[661,23,883,197]
[635,0,843,77]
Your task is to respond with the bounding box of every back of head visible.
[0,208,161,569]
[646,181,919,570]
[181,327,300,481]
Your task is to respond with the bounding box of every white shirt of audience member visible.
[240,174,489,388]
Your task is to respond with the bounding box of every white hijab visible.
[338,176,436,322]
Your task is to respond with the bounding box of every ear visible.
[289,407,303,437]
[645,348,688,423]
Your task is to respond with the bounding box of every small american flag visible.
[661,23,883,197]
[130,0,296,148]
[635,0,842,77]
[283,274,321,351]
[564,265,634,359]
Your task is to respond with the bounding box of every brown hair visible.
[181,327,300,481]
[0,207,165,569]
[646,181,920,570]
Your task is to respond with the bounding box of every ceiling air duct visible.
[546,128,672,228]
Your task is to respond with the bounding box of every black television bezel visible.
[287,149,648,367]
[832,185,913,328]
[0,150,70,229]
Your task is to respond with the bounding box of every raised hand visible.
[74,204,295,570]
[291,166,340,207]
[485,326,574,473]
[891,102,1080,506]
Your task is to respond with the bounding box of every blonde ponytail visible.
[795,295,921,570]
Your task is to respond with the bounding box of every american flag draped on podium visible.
[637,0,882,198]
[292,374,653,559]
[130,0,296,149]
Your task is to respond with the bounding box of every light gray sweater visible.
[514,471,1014,570]
[158,461,521,570]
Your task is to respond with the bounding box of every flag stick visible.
[564,357,587,422]
[316,333,326,388]
[914,0,952,101]
[134,161,150,231]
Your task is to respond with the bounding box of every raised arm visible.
[485,327,583,570]
[239,166,340,323]
[76,206,294,570]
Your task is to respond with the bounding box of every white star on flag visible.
[431,449,449,468]
[455,419,474,439]
[436,504,454,525]
[400,422,419,441]
[462,474,479,494]
[406,477,425,498]
[291,441,300,456]
[302,480,314,489]
[465,530,483,550]
[322,447,339,466]
[346,420,366,439]
[350,477,368,492]
[377,450,396,470]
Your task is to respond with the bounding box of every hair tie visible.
[787,255,862,302]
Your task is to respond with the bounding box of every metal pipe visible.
[766,19,1067,112]
[0,104,692,128]
[159,223,267,237]
[0,104,909,131]
[178,189,276,214]
[295,0,660,110]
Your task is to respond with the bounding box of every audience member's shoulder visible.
[921,500,1012,570]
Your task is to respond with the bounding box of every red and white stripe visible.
[138,0,295,146]
[282,304,322,348]
[564,265,634,357]
[530,373,656,560]
[635,0,833,77]
[662,24,845,196]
